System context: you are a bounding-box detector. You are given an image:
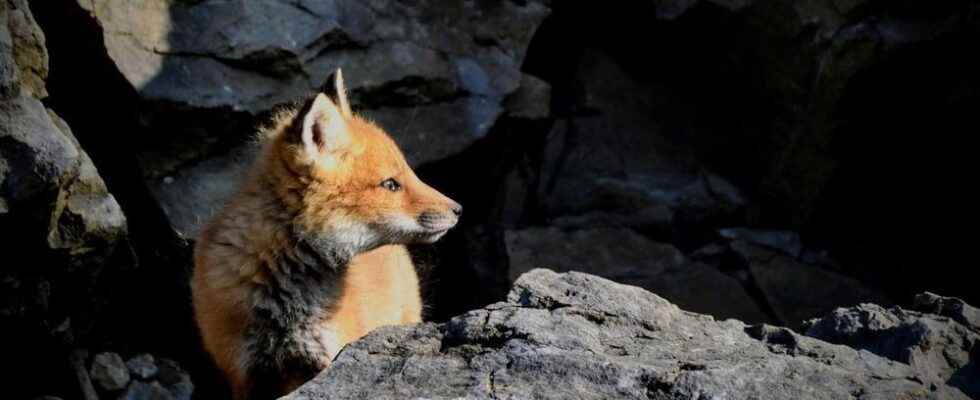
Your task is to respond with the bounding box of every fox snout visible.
[418,202,462,231]
[412,195,461,243]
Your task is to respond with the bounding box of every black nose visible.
[451,203,463,217]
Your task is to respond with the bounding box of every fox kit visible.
[192,70,461,399]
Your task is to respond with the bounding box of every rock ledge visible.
[285,269,969,400]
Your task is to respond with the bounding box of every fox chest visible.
[320,245,423,350]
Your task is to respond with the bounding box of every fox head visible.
[269,70,461,255]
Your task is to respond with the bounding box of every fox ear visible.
[331,68,353,118]
[298,93,350,160]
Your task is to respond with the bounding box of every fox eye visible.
[380,178,401,192]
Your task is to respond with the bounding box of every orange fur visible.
[192,71,458,399]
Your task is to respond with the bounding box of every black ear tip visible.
[319,71,339,94]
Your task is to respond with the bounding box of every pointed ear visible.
[298,93,350,160]
[328,68,353,118]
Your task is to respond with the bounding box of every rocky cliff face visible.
[286,269,975,400]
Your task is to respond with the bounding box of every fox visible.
[191,70,461,400]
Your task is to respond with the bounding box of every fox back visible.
[191,70,461,400]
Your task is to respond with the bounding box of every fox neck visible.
[239,173,359,378]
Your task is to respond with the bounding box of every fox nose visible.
[450,203,463,217]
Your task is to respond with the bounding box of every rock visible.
[549,206,674,237]
[503,73,551,120]
[90,352,130,392]
[1,0,47,98]
[804,300,980,398]
[155,358,193,400]
[2,0,126,264]
[505,226,771,323]
[731,240,889,326]
[286,269,968,399]
[537,50,745,231]
[148,143,257,238]
[718,227,803,258]
[69,349,99,400]
[118,381,176,400]
[912,292,980,333]
[126,354,158,380]
[0,94,127,341]
[651,0,700,19]
[44,110,128,266]
[3,5,130,397]
[77,0,550,236]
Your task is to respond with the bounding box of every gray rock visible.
[503,73,551,120]
[804,300,980,398]
[149,143,258,238]
[90,352,130,392]
[69,349,99,400]
[0,93,127,266]
[1,0,127,263]
[719,227,803,258]
[44,110,128,266]
[537,50,745,228]
[126,354,158,380]
[505,226,771,323]
[118,381,176,400]
[79,0,550,235]
[0,0,47,98]
[286,269,968,400]
[731,240,889,326]
[155,358,193,400]
[912,292,980,333]
[549,205,674,235]
[651,0,700,19]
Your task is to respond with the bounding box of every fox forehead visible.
[342,117,411,182]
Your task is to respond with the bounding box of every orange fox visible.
[191,70,461,400]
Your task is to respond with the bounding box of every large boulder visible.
[804,293,980,398]
[729,238,889,327]
[76,0,550,237]
[1,0,126,309]
[286,269,970,399]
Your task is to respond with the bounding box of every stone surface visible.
[505,226,770,323]
[804,296,980,398]
[0,94,127,267]
[1,0,47,98]
[718,228,803,258]
[118,381,176,400]
[90,352,130,392]
[503,73,551,120]
[536,50,745,232]
[731,240,889,326]
[286,269,969,400]
[126,354,158,380]
[155,358,193,400]
[913,292,980,333]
